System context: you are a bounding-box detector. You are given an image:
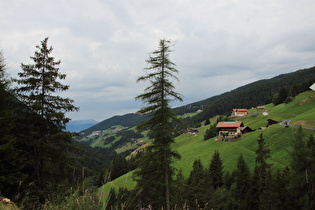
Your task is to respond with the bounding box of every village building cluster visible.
[187,105,281,141]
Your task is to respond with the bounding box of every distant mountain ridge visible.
[77,113,150,139]
[66,119,98,132]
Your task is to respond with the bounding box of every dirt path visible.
[280,119,315,131]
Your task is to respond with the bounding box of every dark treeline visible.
[0,40,113,209]
[180,67,315,127]
[96,150,144,187]
[106,128,315,210]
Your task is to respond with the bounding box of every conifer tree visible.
[234,154,251,209]
[209,150,223,190]
[187,159,210,208]
[273,169,291,210]
[255,133,272,192]
[13,37,79,201]
[246,165,260,210]
[259,170,276,210]
[173,169,186,206]
[111,152,128,180]
[0,49,29,198]
[14,37,79,129]
[135,39,183,210]
[289,127,315,209]
[223,171,234,191]
[0,50,9,89]
[204,124,217,140]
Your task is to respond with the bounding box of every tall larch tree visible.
[14,37,79,202]
[134,39,183,210]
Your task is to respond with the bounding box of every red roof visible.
[233,109,248,112]
[216,121,244,128]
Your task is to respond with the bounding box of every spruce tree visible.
[0,49,29,199]
[246,165,260,210]
[14,37,79,129]
[209,150,223,190]
[234,154,251,209]
[134,39,183,210]
[187,159,210,208]
[13,37,79,201]
[259,170,276,210]
[173,169,186,206]
[255,133,272,192]
[111,152,128,180]
[289,127,315,209]
[223,171,234,191]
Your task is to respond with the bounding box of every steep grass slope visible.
[99,91,315,203]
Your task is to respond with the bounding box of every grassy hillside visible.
[77,113,150,139]
[183,67,315,125]
[99,91,315,197]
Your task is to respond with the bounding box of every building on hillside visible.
[216,121,253,141]
[256,106,266,110]
[231,109,248,117]
[262,111,269,116]
[266,119,278,127]
[186,128,200,136]
[241,126,254,134]
[216,121,243,139]
[310,83,315,91]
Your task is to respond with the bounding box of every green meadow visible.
[99,91,315,200]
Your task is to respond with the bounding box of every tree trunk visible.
[164,142,170,210]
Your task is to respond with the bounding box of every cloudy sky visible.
[1,0,315,121]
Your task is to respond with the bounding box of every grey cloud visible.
[1,0,315,121]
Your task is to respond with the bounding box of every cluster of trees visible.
[116,129,144,142]
[106,128,314,210]
[102,129,145,156]
[271,82,312,105]
[0,39,111,208]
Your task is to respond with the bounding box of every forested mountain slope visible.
[77,113,150,139]
[178,66,315,125]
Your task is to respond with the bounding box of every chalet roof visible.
[267,119,278,123]
[216,121,244,128]
[240,126,253,132]
[233,109,248,112]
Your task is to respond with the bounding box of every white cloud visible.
[1,0,315,121]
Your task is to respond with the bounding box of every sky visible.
[1,0,315,122]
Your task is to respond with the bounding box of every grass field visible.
[99,91,315,202]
